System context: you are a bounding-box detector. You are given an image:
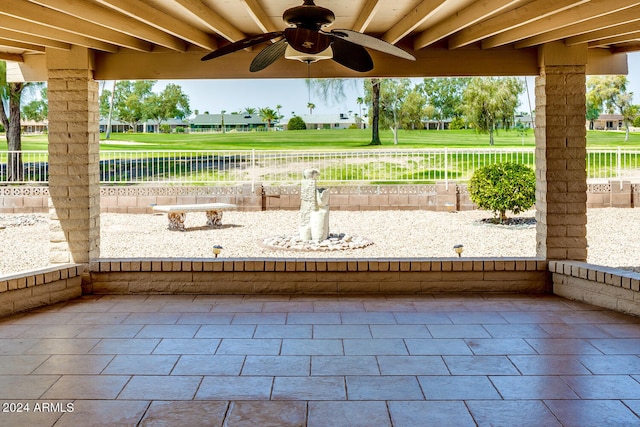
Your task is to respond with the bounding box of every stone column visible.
[535,42,588,261]
[47,46,100,264]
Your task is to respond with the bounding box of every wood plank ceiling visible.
[1,0,639,79]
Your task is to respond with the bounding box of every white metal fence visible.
[1,148,639,185]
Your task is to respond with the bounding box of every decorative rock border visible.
[259,233,374,252]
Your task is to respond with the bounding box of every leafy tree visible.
[0,61,33,181]
[22,86,48,124]
[364,79,428,144]
[99,86,113,119]
[113,80,156,130]
[377,78,412,144]
[400,86,428,130]
[145,83,190,129]
[585,98,601,130]
[587,76,636,141]
[259,107,279,130]
[307,78,353,106]
[287,116,307,130]
[461,77,523,145]
[421,78,469,130]
[468,162,535,223]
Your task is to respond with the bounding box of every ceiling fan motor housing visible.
[283,1,335,30]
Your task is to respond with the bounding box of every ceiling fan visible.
[201,0,415,72]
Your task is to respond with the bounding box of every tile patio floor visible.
[0,293,639,426]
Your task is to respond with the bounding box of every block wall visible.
[0,265,84,317]
[2,183,637,214]
[550,261,640,316]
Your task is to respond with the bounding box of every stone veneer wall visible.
[85,258,550,295]
[0,264,83,316]
[550,261,640,316]
[1,181,637,214]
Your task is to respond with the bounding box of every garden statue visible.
[299,168,330,241]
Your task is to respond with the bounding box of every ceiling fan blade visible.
[331,37,373,72]
[250,39,288,72]
[201,32,283,61]
[327,29,415,61]
[284,27,332,54]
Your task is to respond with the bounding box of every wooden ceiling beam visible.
[352,0,382,32]
[0,28,70,50]
[383,0,448,45]
[612,44,640,53]
[0,39,45,53]
[515,4,640,48]
[567,21,640,45]
[449,0,588,49]
[413,0,520,50]
[0,52,24,62]
[5,0,151,52]
[37,0,188,51]
[484,0,640,49]
[172,0,246,43]
[0,15,118,52]
[242,0,279,33]
[588,31,640,47]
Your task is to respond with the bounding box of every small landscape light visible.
[212,245,223,258]
[454,244,464,257]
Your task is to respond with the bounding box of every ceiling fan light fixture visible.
[284,44,333,63]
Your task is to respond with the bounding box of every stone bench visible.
[152,203,237,231]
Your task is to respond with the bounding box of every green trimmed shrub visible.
[468,162,535,222]
[287,116,307,131]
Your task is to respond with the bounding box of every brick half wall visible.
[86,258,550,295]
[550,260,640,316]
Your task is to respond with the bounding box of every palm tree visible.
[276,104,282,119]
[243,107,256,115]
[356,96,364,129]
[307,102,315,115]
[259,107,279,130]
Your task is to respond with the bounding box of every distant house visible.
[283,113,358,130]
[99,118,189,133]
[21,119,48,134]
[590,114,624,130]
[423,119,451,130]
[190,113,268,132]
[514,113,535,129]
[99,118,130,133]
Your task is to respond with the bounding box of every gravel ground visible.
[0,208,638,275]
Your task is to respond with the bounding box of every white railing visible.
[1,148,639,185]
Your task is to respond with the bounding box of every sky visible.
[150,52,640,119]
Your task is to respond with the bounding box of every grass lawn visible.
[9,128,640,151]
